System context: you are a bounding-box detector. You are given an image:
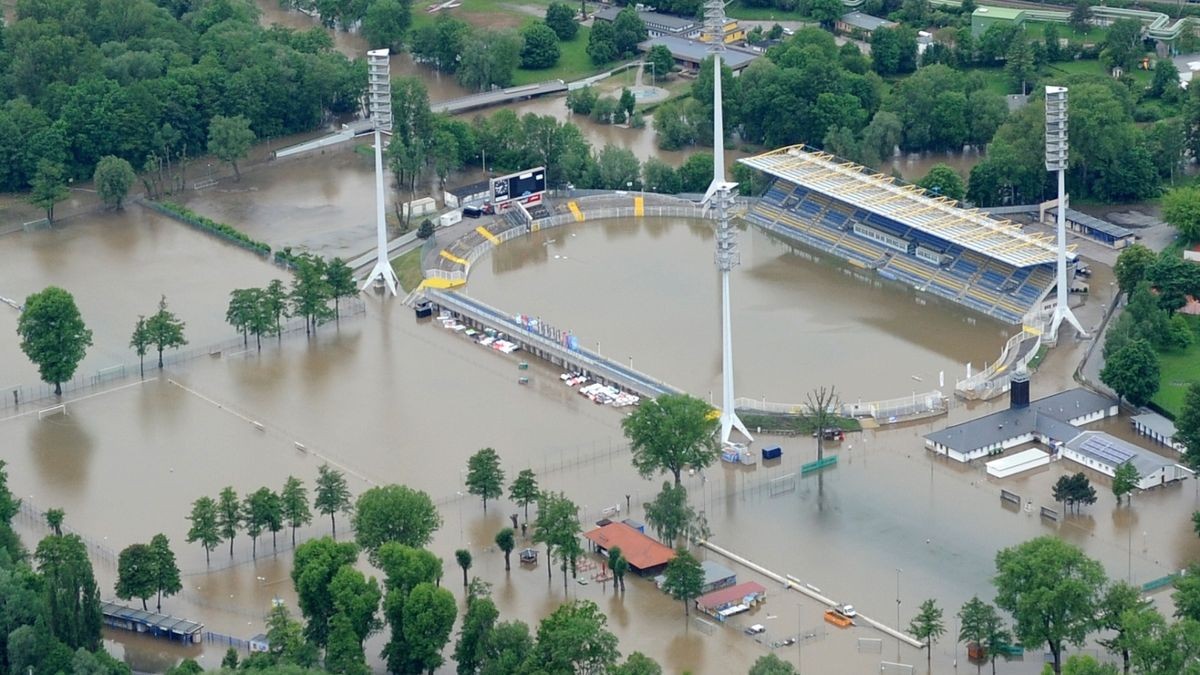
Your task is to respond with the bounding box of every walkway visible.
[430,80,569,114]
[273,119,375,159]
[423,288,681,400]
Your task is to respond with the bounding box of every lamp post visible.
[896,568,903,660]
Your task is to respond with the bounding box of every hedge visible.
[147,200,271,257]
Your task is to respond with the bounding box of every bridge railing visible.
[735,391,949,425]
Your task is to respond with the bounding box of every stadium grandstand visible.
[739,146,1075,325]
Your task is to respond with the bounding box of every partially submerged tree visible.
[466,447,505,512]
[17,286,93,396]
[314,463,352,538]
[509,469,540,523]
[661,548,703,617]
[186,496,220,564]
[622,393,719,485]
[146,295,187,368]
[908,598,946,667]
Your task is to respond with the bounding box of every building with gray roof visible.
[593,8,700,38]
[1063,431,1190,488]
[835,11,896,35]
[1133,412,1184,452]
[637,36,759,74]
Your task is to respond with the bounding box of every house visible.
[583,522,675,575]
[1132,412,1186,453]
[637,36,760,75]
[971,6,1026,37]
[592,7,700,39]
[1062,431,1192,489]
[695,581,767,620]
[835,11,896,38]
[444,179,491,209]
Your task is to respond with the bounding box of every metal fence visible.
[955,314,1048,400]
[1,298,365,412]
[734,390,950,426]
[14,499,120,568]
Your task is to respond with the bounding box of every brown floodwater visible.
[2,173,1190,674]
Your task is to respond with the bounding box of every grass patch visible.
[391,247,425,292]
[1027,345,1049,371]
[739,412,863,436]
[511,26,596,86]
[1024,21,1109,44]
[1049,59,1153,86]
[1152,315,1200,416]
[726,2,811,21]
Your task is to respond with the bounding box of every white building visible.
[1062,431,1192,489]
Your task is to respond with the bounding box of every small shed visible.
[695,581,767,620]
[658,560,737,594]
[1132,412,1185,453]
[249,634,270,653]
[444,179,492,208]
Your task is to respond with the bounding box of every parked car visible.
[462,206,483,218]
[834,604,856,618]
[745,624,766,636]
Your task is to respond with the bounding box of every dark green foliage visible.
[456,549,473,587]
[1052,472,1098,513]
[748,653,796,675]
[417,219,435,239]
[28,160,68,222]
[587,20,618,65]
[466,447,505,512]
[352,484,442,562]
[36,533,102,650]
[1178,383,1200,470]
[146,295,186,369]
[150,201,271,256]
[458,29,522,91]
[115,544,156,610]
[186,496,220,564]
[314,463,352,537]
[207,115,255,181]
[622,393,719,485]
[17,287,93,396]
[661,548,704,616]
[362,0,412,51]
[280,476,312,546]
[93,155,136,209]
[455,595,499,675]
[412,15,471,72]
[324,258,356,320]
[1100,338,1160,406]
[908,598,946,665]
[1114,244,1157,299]
[495,528,515,571]
[545,3,578,41]
[521,23,561,70]
[216,486,241,557]
[612,8,646,57]
[291,537,359,648]
[509,468,540,523]
[531,600,619,673]
[647,44,674,81]
[917,164,965,201]
[871,26,918,75]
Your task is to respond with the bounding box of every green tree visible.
[1114,244,1157,299]
[521,23,561,70]
[221,647,239,669]
[290,254,333,335]
[148,533,181,612]
[1151,58,1181,100]
[314,463,352,537]
[36,532,102,650]
[1044,23,1062,62]
[129,315,151,378]
[1178,384,1200,469]
[291,537,359,647]
[643,482,697,546]
[1112,462,1139,505]
[661,548,703,616]
[1100,338,1160,406]
[994,536,1107,674]
[608,546,629,592]
[1167,314,1195,350]
[281,475,312,546]
[216,486,242,557]
[1069,0,1091,33]
[612,652,662,675]
[612,7,647,57]
[93,155,136,209]
[361,0,411,51]
[509,468,540,523]
[495,527,515,571]
[324,258,357,321]
[1056,655,1120,675]
[619,88,636,123]
[872,26,918,76]
[146,295,187,368]
[454,595,499,675]
[917,164,966,202]
[242,487,274,556]
[266,602,317,665]
[455,548,473,587]
[207,114,255,181]
[531,600,620,674]
[17,286,93,396]
[1097,581,1154,673]
[225,289,256,347]
[186,496,220,564]
[958,596,1008,675]
[647,44,674,81]
[587,20,618,65]
[115,543,157,610]
[809,0,844,30]
[1163,186,1200,243]
[29,160,69,223]
[642,158,680,194]
[458,29,522,91]
[330,565,382,647]
[467,447,505,512]
[622,393,719,485]
[325,612,370,675]
[677,152,714,193]
[909,598,946,667]
[532,491,581,586]
[264,279,290,340]
[399,582,458,674]
[748,653,797,675]
[1004,34,1036,96]
[1101,19,1144,74]
[545,2,578,41]
[46,508,65,535]
[352,484,442,562]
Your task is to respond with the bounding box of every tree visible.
[1004,34,1036,96]
[531,600,620,674]
[1112,462,1139,505]
[1098,581,1154,673]
[748,654,797,675]
[1152,58,1181,100]
[265,602,311,664]
[225,289,255,347]
[872,26,918,76]
[207,114,255,181]
[619,88,636,124]
[612,652,662,675]
[314,463,352,537]
[608,546,629,592]
[148,534,180,612]
[46,508,65,535]
[292,537,360,647]
[1100,338,1160,406]
[1178,384,1200,469]
[264,279,290,340]
[325,612,370,675]
[909,598,946,666]
[243,487,277,556]
[17,286,93,396]
[221,648,239,670]
[532,491,581,586]
[186,496,220,564]
[399,582,458,674]
[290,254,334,335]
[456,549,473,587]
[281,476,312,546]
[1069,0,1091,33]
[417,219,435,239]
[216,486,242,558]
[509,468,540,523]
[643,482,698,546]
[917,164,966,201]
[361,0,411,51]
[146,295,187,369]
[622,393,719,485]
[115,543,157,610]
[647,44,674,81]
[643,158,680,195]
[587,20,618,65]
[661,548,703,616]
[806,386,840,462]
[36,532,102,650]
[324,258,357,321]
[1114,244,1157,299]
[994,536,1107,674]
[959,596,1008,675]
[521,23,561,70]
[1163,186,1200,244]
[467,447,505,512]
[808,0,844,30]
[129,316,151,378]
[329,565,382,648]
[1044,23,1062,62]
[458,29,523,91]
[93,155,136,209]
[495,527,515,571]
[612,7,647,57]
[352,484,442,562]
[29,159,69,223]
[1102,19,1144,74]
[455,595,499,675]
[545,2,577,41]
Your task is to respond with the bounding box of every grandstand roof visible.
[740,146,1065,268]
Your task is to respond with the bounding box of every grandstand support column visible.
[361,48,399,296]
[704,0,750,445]
[1043,85,1085,342]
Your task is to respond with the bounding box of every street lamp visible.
[896,568,903,660]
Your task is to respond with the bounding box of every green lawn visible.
[1153,316,1200,417]
[1023,21,1109,45]
[1048,59,1153,86]
[725,1,811,22]
[391,247,425,292]
[511,26,596,86]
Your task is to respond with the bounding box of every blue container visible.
[762,446,782,460]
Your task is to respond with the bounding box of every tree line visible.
[226,255,356,345]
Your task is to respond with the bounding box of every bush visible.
[153,201,271,256]
[417,219,435,239]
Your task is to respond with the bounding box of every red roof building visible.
[583,523,676,573]
[695,581,768,613]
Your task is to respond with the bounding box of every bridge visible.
[431,81,568,115]
[421,288,681,400]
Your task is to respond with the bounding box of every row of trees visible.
[587,8,646,66]
[226,255,355,346]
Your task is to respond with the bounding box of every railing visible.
[955,314,1048,400]
[734,390,949,424]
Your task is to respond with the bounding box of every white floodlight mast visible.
[362,48,400,296]
[1043,86,1085,341]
